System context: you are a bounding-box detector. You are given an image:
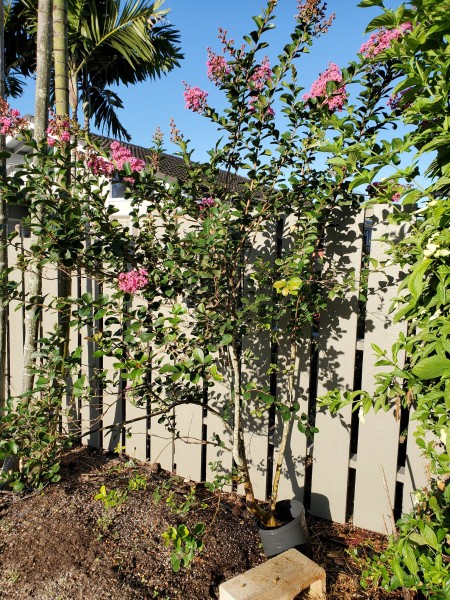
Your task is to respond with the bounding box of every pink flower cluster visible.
[303,62,347,112]
[249,57,273,91]
[206,48,230,84]
[199,196,216,211]
[366,181,405,202]
[110,141,145,172]
[183,84,208,113]
[85,141,145,182]
[86,153,115,177]
[118,268,149,294]
[47,115,72,146]
[245,58,274,118]
[359,23,413,58]
[0,98,27,136]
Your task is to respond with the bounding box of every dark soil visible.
[0,446,411,599]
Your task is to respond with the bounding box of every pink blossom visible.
[46,114,76,145]
[199,197,216,211]
[206,49,230,84]
[0,98,28,136]
[183,84,208,113]
[110,141,145,173]
[303,63,347,112]
[0,118,12,134]
[366,181,406,202]
[118,268,149,294]
[86,154,115,177]
[47,136,56,146]
[249,57,272,91]
[359,23,413,58]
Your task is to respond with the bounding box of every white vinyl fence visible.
[5,203,428,534]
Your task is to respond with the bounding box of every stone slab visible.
[219,549,326,600]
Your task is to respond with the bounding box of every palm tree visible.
[5,0,182,139]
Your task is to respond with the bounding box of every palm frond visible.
[88,86,131,141]
[5,74,26,99]
[73,0,181,77]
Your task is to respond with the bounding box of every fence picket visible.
[205,376,233,490]
[274,215,310,504]
[353,205,407,534]
[310,206,363,523]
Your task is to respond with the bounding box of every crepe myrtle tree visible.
[93,0,413,528]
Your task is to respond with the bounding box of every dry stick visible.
[78,398,232,441]
[379,464,397,538]
[228,344,269,524]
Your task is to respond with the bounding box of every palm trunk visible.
[2,0,53,481]
[53,0,74,430]
[22,0,53,393]
[53,0,71,360]
[0,0,7,414]
[53,0,69,115]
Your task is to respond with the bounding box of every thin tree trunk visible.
[0,0,8,413]
[21,0,53,395]
[270,335,296,514]
[228,344,272,524]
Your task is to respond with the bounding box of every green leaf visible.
[193,522,205,536]
[409,532,427,546]
[219,334,233,346]
[412,355,450,380]
[421,524,439,549]
[159,364,178,374]
[209,364,224,382]
[193,348,205,363]
[391,556,405,586]
[444,483,450,502]
[171,554,181,572]
[402,542,418,575]
[407,259,432,300]
[358,0,384,6]
[177,524,189,539]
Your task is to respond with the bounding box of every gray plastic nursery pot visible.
[257,498,310,558]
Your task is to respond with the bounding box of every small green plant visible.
[161,522,205,572]
[113,442,126,454]
[94,484,128,510]
[152,486,162,503]
[127,472,147,492]
[355,484,450,598]
[204,461,241,492]
[96,513,113,536]
[166,485,197,515]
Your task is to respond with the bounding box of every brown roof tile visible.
[90,134,247,188]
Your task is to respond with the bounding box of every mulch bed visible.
[0,446,412,599]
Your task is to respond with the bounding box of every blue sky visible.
[12,0,402,161]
